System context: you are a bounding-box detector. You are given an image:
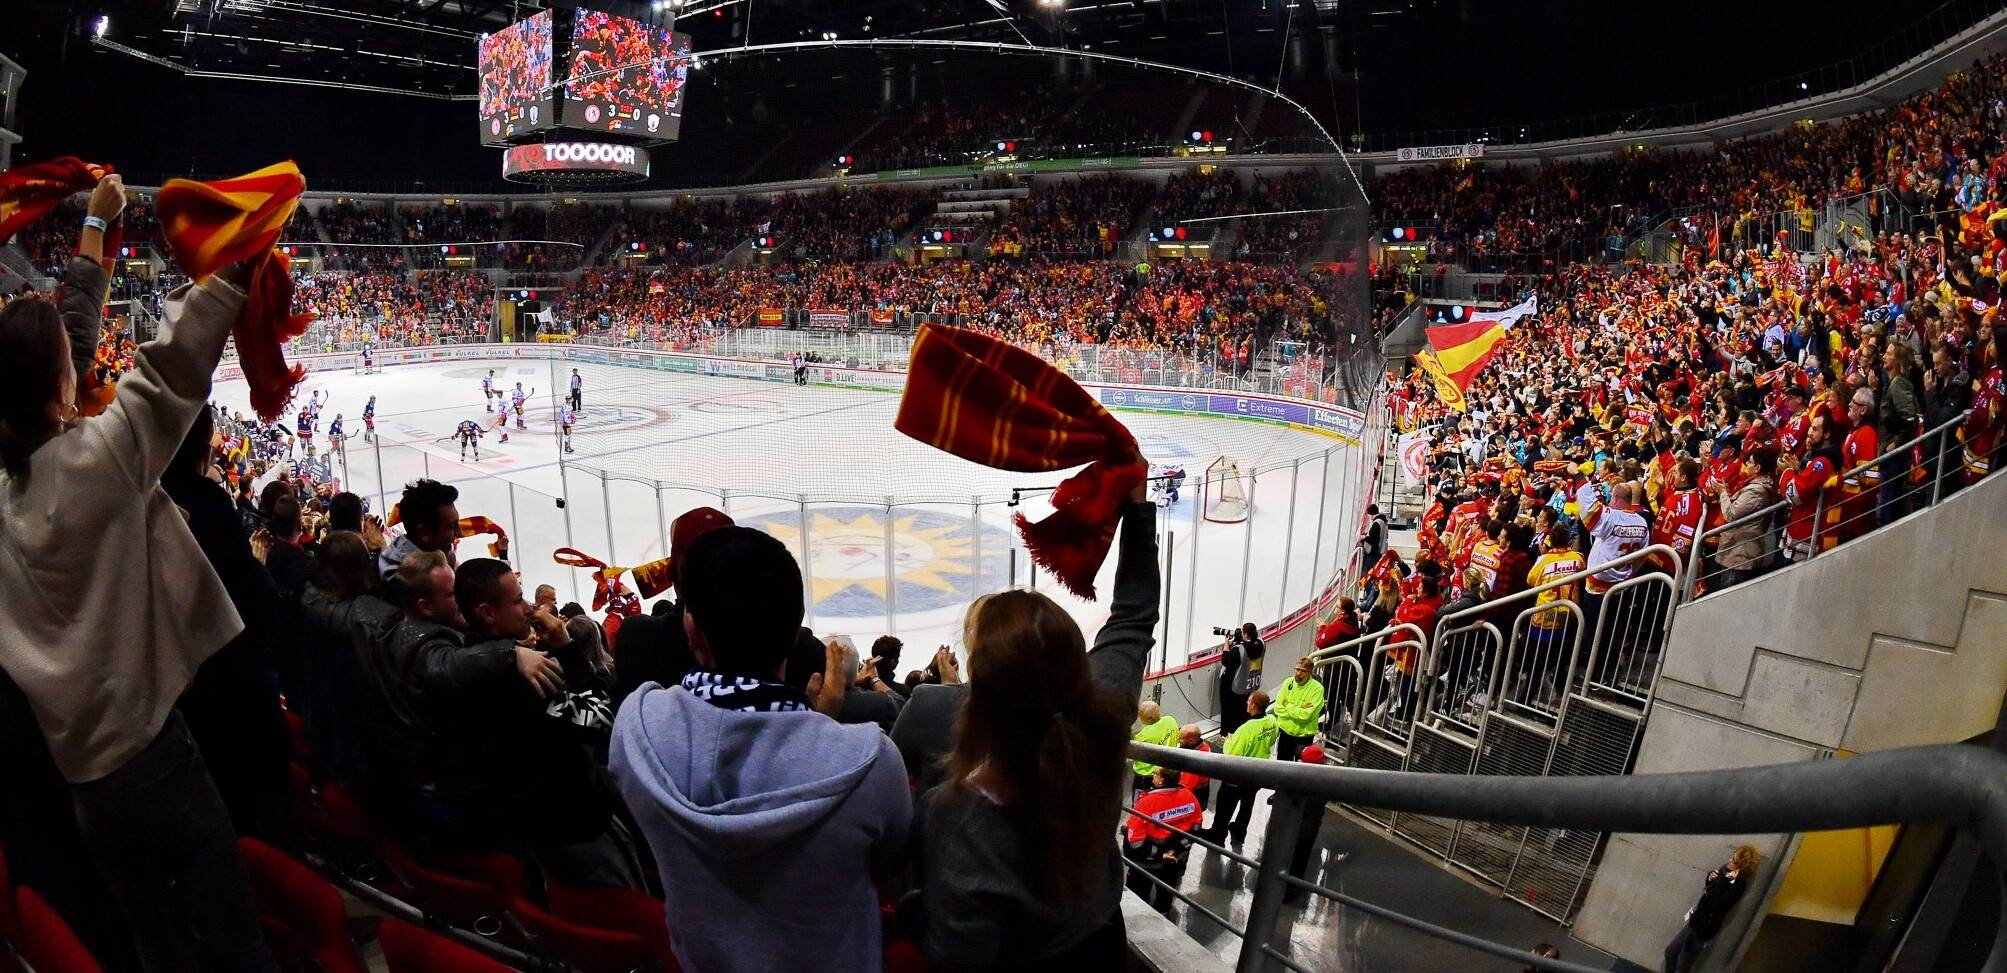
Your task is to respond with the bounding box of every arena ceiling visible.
[4,0,1958,183]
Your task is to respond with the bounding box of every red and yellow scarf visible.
[894,323,1145,600]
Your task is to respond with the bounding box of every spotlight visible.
[93,14,109,37]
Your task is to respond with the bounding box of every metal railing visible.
[1686,413,1971,598]
[1123,739,2007,973]
[1301,544,1682,921]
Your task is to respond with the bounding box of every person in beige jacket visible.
[0,174,273,971]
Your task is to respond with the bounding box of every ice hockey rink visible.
[211,355,1370,668]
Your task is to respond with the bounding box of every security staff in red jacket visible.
[1123,769,1203,916]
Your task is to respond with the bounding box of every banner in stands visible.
[808,309,848,328]
[870,310,895,326]
[756,308,784,326]
[1394,142,1485,163]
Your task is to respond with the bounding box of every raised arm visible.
[60,175,127,381]
[1087,490,1162,712]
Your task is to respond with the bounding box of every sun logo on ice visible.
[747,506,1011,618]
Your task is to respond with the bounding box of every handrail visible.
[1433,542,1681,639]
[1692,412,1967,590]
[1126,740,2007,971]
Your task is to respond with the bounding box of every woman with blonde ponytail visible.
[916,472,1160,971]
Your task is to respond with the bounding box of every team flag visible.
[1414,349,1468,412]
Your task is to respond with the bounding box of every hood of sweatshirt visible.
[612,683,892,858]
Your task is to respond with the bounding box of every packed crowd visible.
[987,175,1151,257]
[1378,232,2003,717]
[289,270,495,348]
[0,196,1206,970]
[1369,53,2007,268]
[564,256,1343,361]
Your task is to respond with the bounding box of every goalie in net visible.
[1201,456,1249,523]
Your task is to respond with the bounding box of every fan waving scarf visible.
[894,323,1146,600]
[0,157,114,250]
[157,162,313,420]
[0,158,128,414]
[553,548,675,612]
[385,507,509,559]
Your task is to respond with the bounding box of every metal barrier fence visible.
[1122,739,2007,973]
[1305,545,1681,922]
[582,330,1365,405]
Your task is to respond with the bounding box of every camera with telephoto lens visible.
[1212,626,1242,641]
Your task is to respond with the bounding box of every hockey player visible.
[326,414,346,453]
[360,342,376,375]
[511,382,532,431]
[456,418,486,461]
[296,399,316,458]
[482,369,499,412]
[560,400,577,454]
[362,395,377,443]
[489,408,511,444]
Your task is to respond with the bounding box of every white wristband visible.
[82,215,109,233]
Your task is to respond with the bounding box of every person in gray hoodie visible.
[611,526,910,973]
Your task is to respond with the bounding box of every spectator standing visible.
[872,635,911,698]
[1664,845,1761,972]
[889,646,967,798]
[1711,451,1781,587]
[829,634,904,732]
[1278,744,1330,906]
[1876,342,1923,523]
[612,527,911,973]
[377,478,470,580]
[0,175,274,971]
[609,507,732,708]
[1357,503,1388,571]
[162,409,293,843]
[915,492,1159,971]
[1198,690,1277,849]
[1271,657,1325,761]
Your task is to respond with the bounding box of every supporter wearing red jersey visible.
[1780,415,1844,560]
[1964,329,2005,484]
[1651,459,1707,564]
[1837,388,1882,539]
[1776,387,1812,455]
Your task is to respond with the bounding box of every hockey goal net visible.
[1202,456,1250,523]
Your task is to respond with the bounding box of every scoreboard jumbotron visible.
[477,5,690,187]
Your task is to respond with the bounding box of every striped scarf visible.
[157,162,314,420]
[553,547,675,612]
[894,323,1145,600]
[678,671,811,714]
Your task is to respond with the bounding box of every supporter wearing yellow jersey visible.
[1527,525,1586,633]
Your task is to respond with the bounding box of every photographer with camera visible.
[1215,623,1264,735]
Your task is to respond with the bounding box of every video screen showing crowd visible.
[475,9,553,141]
[562,10,691,138]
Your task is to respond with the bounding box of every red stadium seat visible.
[386,850,523,937]
[545,881,673,962]
[12,888,102,973]
[376,918,516,973]
[237,837,366,973]
[510,894,663,973]
[0,848,21,973]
